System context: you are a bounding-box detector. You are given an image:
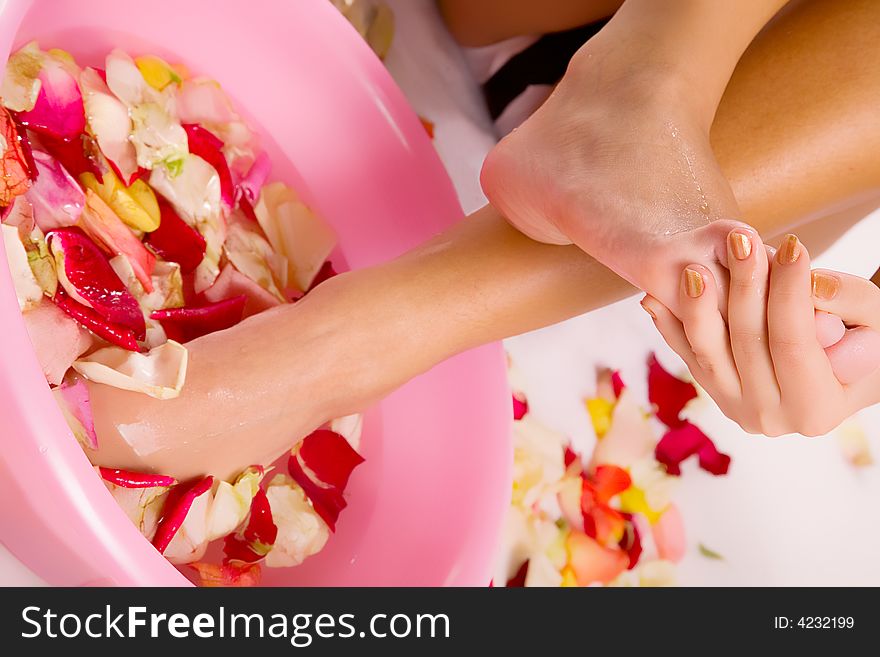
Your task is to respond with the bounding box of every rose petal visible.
[151,295,246,343]
[98,468,176,488]
[223,218,287,302]
[306,260,338,293]
[80,189,156,292]
[53,291,139,351]
[17,53,85,141]
[24,150,84,231]
[512,393,529,420]
[287,451,347,532]
[80,168,160,233]
[182,123,234,209]
[202,263,281,318]
[237,151,270,205]
[297,429,365,491]
[652,504,686,563]
[104,480,169,542]
[223,488,278,564]
[329,414,364,452]
[263,474,330,568]
[73,340,188,400]
[54,376,98,450]
[655,421,730,477]
[505,560,529,587]
[79,67,138,184]
[0,107,34,204]
[2,223,43,309]
[618,515,643,570]
[206,466,265,541]
[611,370,626,399]
[152,475,213,554]
[190,561,260,587]
[143,198,207,274]
[589,389,656,469]
[647,353,697,428]
[566,531,628,586]
[253,182,336,292]
[47,227,145,338]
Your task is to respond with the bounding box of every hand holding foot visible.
[642,230,880,436]
[478,1,789,313]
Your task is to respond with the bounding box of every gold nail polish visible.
[685,268,704,298]
[729,232,752,261]
[812,272,840,300]
[640,299,657,319]
[777,234,800,265]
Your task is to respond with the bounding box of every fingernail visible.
[684,267,704,298]
[640,297,657,319]
[728,231,752,261]
[812,272,840,300]
[777,234,800,265]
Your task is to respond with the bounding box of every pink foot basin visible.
[0,0,511,586]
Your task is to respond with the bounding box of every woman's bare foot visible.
[481,36,746,315]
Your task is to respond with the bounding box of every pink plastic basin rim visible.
[0,0,511,586]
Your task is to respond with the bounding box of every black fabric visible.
[482,20,610,120]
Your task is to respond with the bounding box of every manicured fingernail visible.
[728,231,752,261]
[812,272,840,300]
[777,234,800,265]
[640,297,657,319]
[684,267,704,298]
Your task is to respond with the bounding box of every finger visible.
[725,228,780,406]
[678,264,741,399]
[640,295,707,385]
[811,270,880,327]
[768,235,844,416]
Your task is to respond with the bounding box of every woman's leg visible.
[712,0,880,240]
[443,0,880,249]
[437,0,622,47]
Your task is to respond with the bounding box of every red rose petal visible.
[611,370,626,399]
[655,421,730,477]
[152,475,213,554]
[47,228,146,339]
[99,468,176,488]
[506,560,529,587]
[223,488,278,564]
[144,198,207,274]
[297,429,365,491]
[39,132,103,179]
[182,124,234,209]
[512,394,528,420]
[287,451,347,531]
[53,290,140,351]
[618,514,643,570]
[647,353,697,428]
[697,441,732,476]
[592,465,631,503]
[151,295,246,342]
